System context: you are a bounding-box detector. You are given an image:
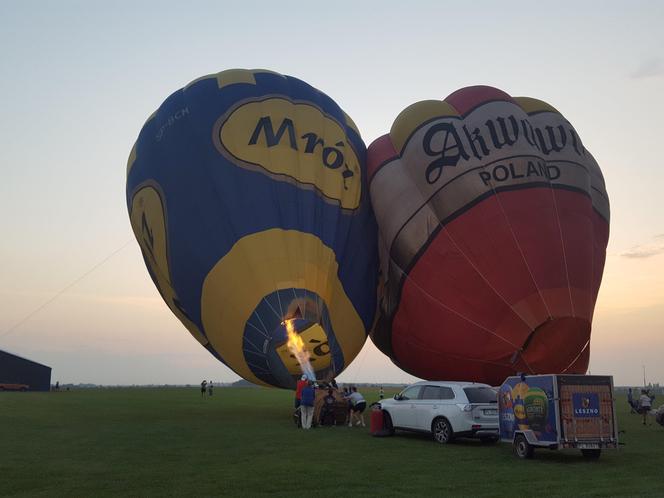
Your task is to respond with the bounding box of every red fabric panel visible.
[590,213,610,319]
[444,85,515,115]
[391,189,604,385]
[367,134,397,182]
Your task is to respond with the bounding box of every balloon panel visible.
[368,86,609,385]
[127,69,377,388]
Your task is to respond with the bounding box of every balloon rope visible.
[548,186,576,317]
[560,339,590,373]
[460,150,553,323]
[393,260,521,349]
[0,239,133,340]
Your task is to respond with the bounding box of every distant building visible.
[0,350,52,391]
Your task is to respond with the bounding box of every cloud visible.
[631,57,664,79]
[622,235,664,259]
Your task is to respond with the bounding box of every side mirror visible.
[394,394,402,401]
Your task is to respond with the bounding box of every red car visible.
[0,383,29,391]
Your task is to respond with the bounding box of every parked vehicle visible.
[499,374,618,459]
[378,381,499,443]
[0,383,29,391]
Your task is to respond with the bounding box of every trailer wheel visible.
[514,434,534,459]
[581,449,601,460]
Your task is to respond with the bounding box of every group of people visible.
[293,375,367,430]
[200,380,214,398]
[627,388,656,425]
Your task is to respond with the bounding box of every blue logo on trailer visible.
[572,393,600,417]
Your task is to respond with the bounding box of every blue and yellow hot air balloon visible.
[126,69,377,389]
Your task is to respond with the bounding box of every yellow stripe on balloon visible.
[390,100,460,154]
[200,229,367,387]
[129,185,209,347]
[343,111,362,138]
[514,96,560,115]
[215,69,257,89]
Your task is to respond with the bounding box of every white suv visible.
[378,381,499,444]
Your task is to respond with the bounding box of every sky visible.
[1,1,663,387]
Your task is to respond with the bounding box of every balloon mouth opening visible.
[516,317,591,374]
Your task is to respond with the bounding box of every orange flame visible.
[284,318,314,380]
[286,319,305,351]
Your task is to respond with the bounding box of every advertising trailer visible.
[499,374,618,459]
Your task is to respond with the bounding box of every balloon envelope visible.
[126,69,377,388]
[367,86,609,385]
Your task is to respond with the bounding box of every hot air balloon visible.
[126,69,377,389]
[367,86,609,385]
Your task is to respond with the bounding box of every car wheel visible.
[513,434,534,459]
[581,449,601,460]
[382,411,395,436]
[432,418,454,444]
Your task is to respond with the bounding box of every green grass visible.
[1,387,662,497]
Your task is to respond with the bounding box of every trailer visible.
[499,374,618,459]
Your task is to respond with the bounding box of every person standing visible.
[208,381,214,397]
[379,386,384,400]
[300,381,316,429]
[342,387,352,425]
[627,388,636,413]
[348,386,366,427]
[638,389,652,425]
[295,375,308,409]
[200,380,207,398]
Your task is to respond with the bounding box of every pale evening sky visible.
[1,1,663,387]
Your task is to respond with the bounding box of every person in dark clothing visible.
[200,380,207,398]
[319,388,337,426]
[627,388,636,413]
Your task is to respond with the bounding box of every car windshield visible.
[463,387,497,404]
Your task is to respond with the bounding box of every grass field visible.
[1,387,662,497]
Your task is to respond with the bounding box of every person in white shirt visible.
[348,387,366,427]
[638,389,652,425]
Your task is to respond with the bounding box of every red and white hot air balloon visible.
[367,86,609,385]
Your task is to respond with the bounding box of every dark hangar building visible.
[0,350,52,391]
